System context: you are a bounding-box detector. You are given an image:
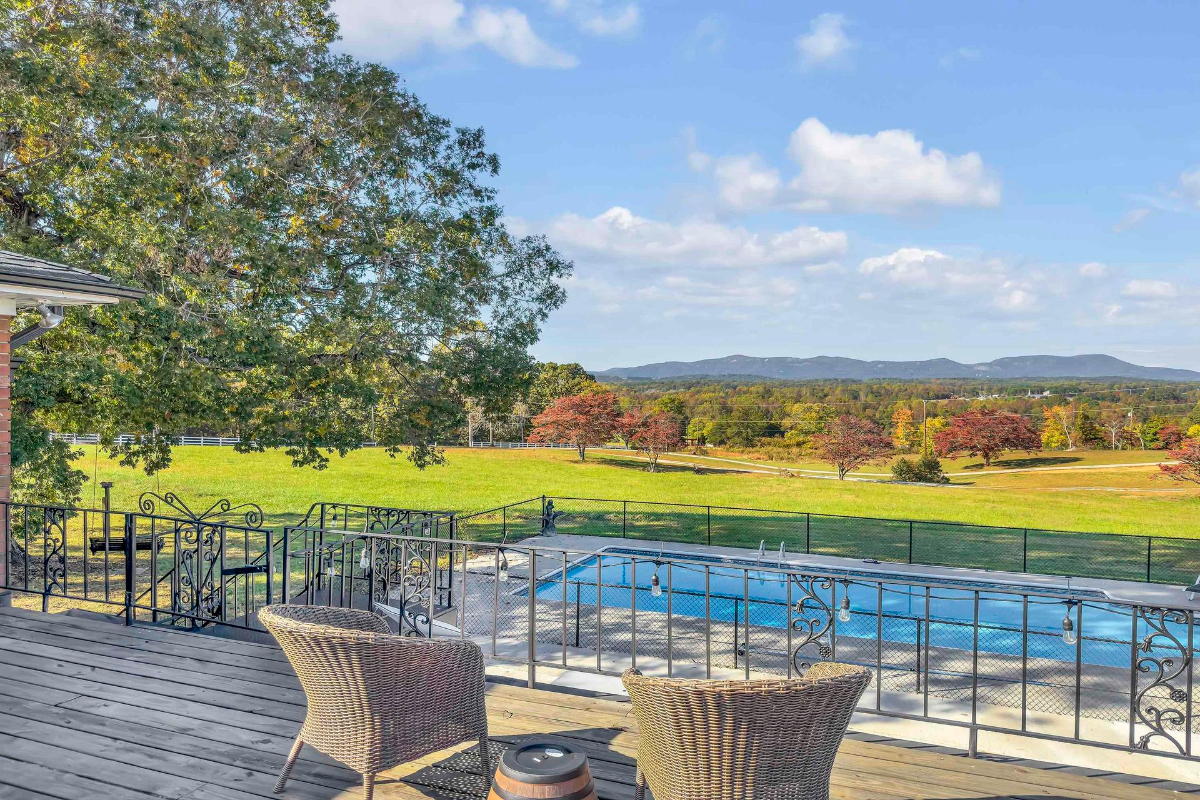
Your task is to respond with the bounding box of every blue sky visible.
[332,1,1200,370]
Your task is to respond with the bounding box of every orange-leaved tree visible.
[811,415,893,480]
[528,392,621,461]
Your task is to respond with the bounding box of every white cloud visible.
[684,15,726,58]
[1179,168,1200,208]
[1113,208,1152,232]
[713,155,782,212]
[332,0,577,69]
[547,0,640,37]
[528,206,848,269]
[994,285,1037,313]
[682,128,712,172]
[795,13,854,69]
[1079,262,1108,278]
[939,47,981,68]
[858,248,1039,315]
[689,118,1000,215]
[1122,279,1177,300]
[785,119,1001,213]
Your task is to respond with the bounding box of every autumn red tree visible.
[811,415,893,480]
[528,392,621,461]
[1159,423,1185,450]
[934,409,1039,467]
[627,412,685,472]
[1159,437,1200,485]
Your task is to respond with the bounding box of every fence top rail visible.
[0,499,267,535]
[300,501,455,518]
[542,494,1168,542]
[457,496,545,520]
[277,528,1197,611]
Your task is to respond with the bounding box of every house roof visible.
[0,249,146,302]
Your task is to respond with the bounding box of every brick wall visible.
[0,315,9,587]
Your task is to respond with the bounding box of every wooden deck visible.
[0,604,1190,800]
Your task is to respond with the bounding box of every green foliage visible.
[10,429,85,505]
[1,0,569,498]
[1143,416,1168,448]
[652,394,688,423]
[527,363,596,414]
[781,403,836,450]
[685,418,711,446]
[893,452,949,484]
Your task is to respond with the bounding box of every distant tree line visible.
[491,364,1200,480]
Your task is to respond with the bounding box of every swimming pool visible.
[523,546,1183,668]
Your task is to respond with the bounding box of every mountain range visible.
[595,354,1200,382]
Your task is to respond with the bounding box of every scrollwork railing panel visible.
[1133,606,1193,754]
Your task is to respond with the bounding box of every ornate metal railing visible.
[2,493,273,629]
[296,501,455,537]
[265,530,1200,763]
[0,495,456,631]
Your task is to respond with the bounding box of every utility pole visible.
[921,398,929,454]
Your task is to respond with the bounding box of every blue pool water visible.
[525,547,1186,667]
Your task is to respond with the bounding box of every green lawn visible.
[75,444,1200,538]
[700,446,1171,475]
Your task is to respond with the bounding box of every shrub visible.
[891,458,919,482]
[892,453,948,484]
[914,452,949,483]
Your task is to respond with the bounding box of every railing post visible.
[527,548,537,688]
[915,618,922,693]
[732,597,739,667]
[123,513,136,625]
[265,527,274,607]
[281,528,292,605]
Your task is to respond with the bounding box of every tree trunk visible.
[578,444,586,461]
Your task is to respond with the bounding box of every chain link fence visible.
[486,496,1200,585]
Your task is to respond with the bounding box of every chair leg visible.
[363,772,376,800]
[275,737,304,793]
[478,735,492,788]
[634,766,646,800]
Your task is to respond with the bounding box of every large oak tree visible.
[0,1,569,501]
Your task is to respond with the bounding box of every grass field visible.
[71,444,1199,538]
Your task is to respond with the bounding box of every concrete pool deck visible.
[452,533,1200,784]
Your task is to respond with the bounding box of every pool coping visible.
[512,533,1200,609]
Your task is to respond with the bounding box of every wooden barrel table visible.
[488,740,597,800]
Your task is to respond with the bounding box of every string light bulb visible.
[498,551,510,583]
[1062,604,1078,646]
[650,568,662,598]
[838,595,852,623]
[359,546,371,572]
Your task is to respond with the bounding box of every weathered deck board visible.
[0,605,1188,800]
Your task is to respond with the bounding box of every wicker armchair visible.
[259,605,490,799]
[622,662,871,800]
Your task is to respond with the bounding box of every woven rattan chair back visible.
[260,604,490,799]
[622,662,871,800]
